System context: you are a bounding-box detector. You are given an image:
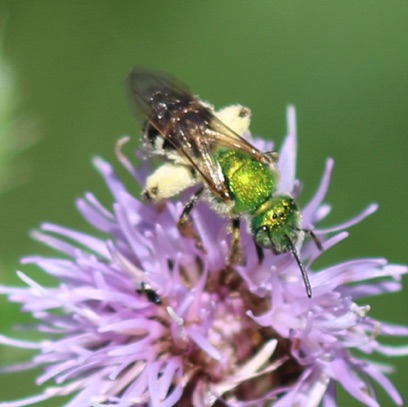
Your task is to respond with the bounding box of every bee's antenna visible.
[286,235,312,298]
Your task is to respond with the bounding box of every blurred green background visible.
[0,1,407,405]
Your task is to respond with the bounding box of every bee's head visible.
[252,196,313,298]
[252,196,300,253]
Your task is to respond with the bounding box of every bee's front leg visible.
[299,228,323,251]
[254,242,264,264]
[178,187,206,253]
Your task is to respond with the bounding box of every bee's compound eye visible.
[255,225,273,249]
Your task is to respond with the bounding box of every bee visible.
[128,68,321,298]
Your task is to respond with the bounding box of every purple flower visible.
[1,106,408,407]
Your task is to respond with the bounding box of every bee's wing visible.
[128,68,271,202]
[128,68,188,124]
[175,115,233,201]
[207,114,270,164]
[172,112,278,202]
[128,68,231,201]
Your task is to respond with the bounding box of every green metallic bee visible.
[128,68,321,298]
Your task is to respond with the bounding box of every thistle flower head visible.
[1,107,407,407]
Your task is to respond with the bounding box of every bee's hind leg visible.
[178,187,206,253]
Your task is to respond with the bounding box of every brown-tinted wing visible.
[128,68,232,201]
[127,68,271,202]
[128,68,191,127]
[174,112,232,201]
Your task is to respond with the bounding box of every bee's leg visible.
[300,228,323,251]
[254,242,264,264]
[228,217,242,265]
[178,187,206,252]
[265,151,279,163]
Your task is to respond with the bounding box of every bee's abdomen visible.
[216,150,278,215]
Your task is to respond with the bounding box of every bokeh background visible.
[0,1,407,405]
